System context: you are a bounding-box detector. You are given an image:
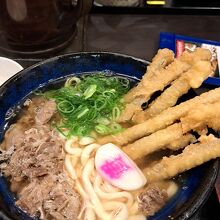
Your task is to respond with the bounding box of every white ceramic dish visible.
[0,57,23,85]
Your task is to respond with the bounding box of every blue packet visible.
[159,32,220,86]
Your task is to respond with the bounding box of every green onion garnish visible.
[42,73,130,137]
[84,84,97,99]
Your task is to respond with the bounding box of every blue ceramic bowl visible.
[0,52,219,220]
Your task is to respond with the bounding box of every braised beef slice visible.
[1,99,57,151]
[16,177,54,216]
[2,125,65,181]
[16,175,81,220]
[2,124,25,150]
[43,180,81,220]
[0,146,15,162]
[35,100,57,125]
[138,184,168,216]
[0,97,82,220]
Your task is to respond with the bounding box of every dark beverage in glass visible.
[0,0,93,55]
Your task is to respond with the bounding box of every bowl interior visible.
[0,52,219,220]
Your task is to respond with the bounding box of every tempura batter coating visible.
[127,48,210,103]
[118,102,142,125]
[179,47,212,66]
[124,49,175,103]
[143,137,220,183]
[141,60,212,120]
[120,49,175,122]
[118,48,174,122]
[199,134,217,143]
[120,48,211,123]
[181,102,220,132]
[122,123,183,160]
[144,48,175,79]
[121,102,220,162]
[135,133,196,169]
[133,86,220,125]
[133,59,189,98]
[120,59,190,122]
[167,133,196,151]
[98,87,220,146]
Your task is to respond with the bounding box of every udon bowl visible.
[0,52,219,220]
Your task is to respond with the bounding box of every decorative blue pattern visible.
[0,52,218,220]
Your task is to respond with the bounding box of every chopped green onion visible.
[57,100,75,114]
[77,108,89,119]
[112,106,121,121]
[95,124,111,135]
[103,89,116,97]
[53,124,69,137]
[40,73,130,137]
[110,122,123,133]
[84,84,97,99]
[119,77,130,88]
[65,77,81,87]
[94,98,107,111]
[96,117,110,125]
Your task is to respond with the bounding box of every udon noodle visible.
[64,136,145,220]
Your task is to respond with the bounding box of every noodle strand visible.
[81,143,100,165]
[94,175,134,207]
[65,155,78,180]
[82,159,111,219]
[65,139,82,156]
[65,140,142,220]
[103,202,128,220]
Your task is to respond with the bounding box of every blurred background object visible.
[146,1,165,6]
[94,0,220,8]
[94,0,142,7]
[171,0,220,7]
[0,0,93,56]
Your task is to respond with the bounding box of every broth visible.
[0,72,179,220]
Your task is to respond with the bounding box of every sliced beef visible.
[1,97,82,220]
[4,124,82,220]
[10,179,29,194]
[43,180,81,220]
[35,100,57,125]
[0,98,56,151]
[2,124,25,150]
[0,146,15,162]
[1,104,37,151]
[16,176,54,216]
[138,184,168,216]
[16,175,81,220]
[2,125,65,181]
